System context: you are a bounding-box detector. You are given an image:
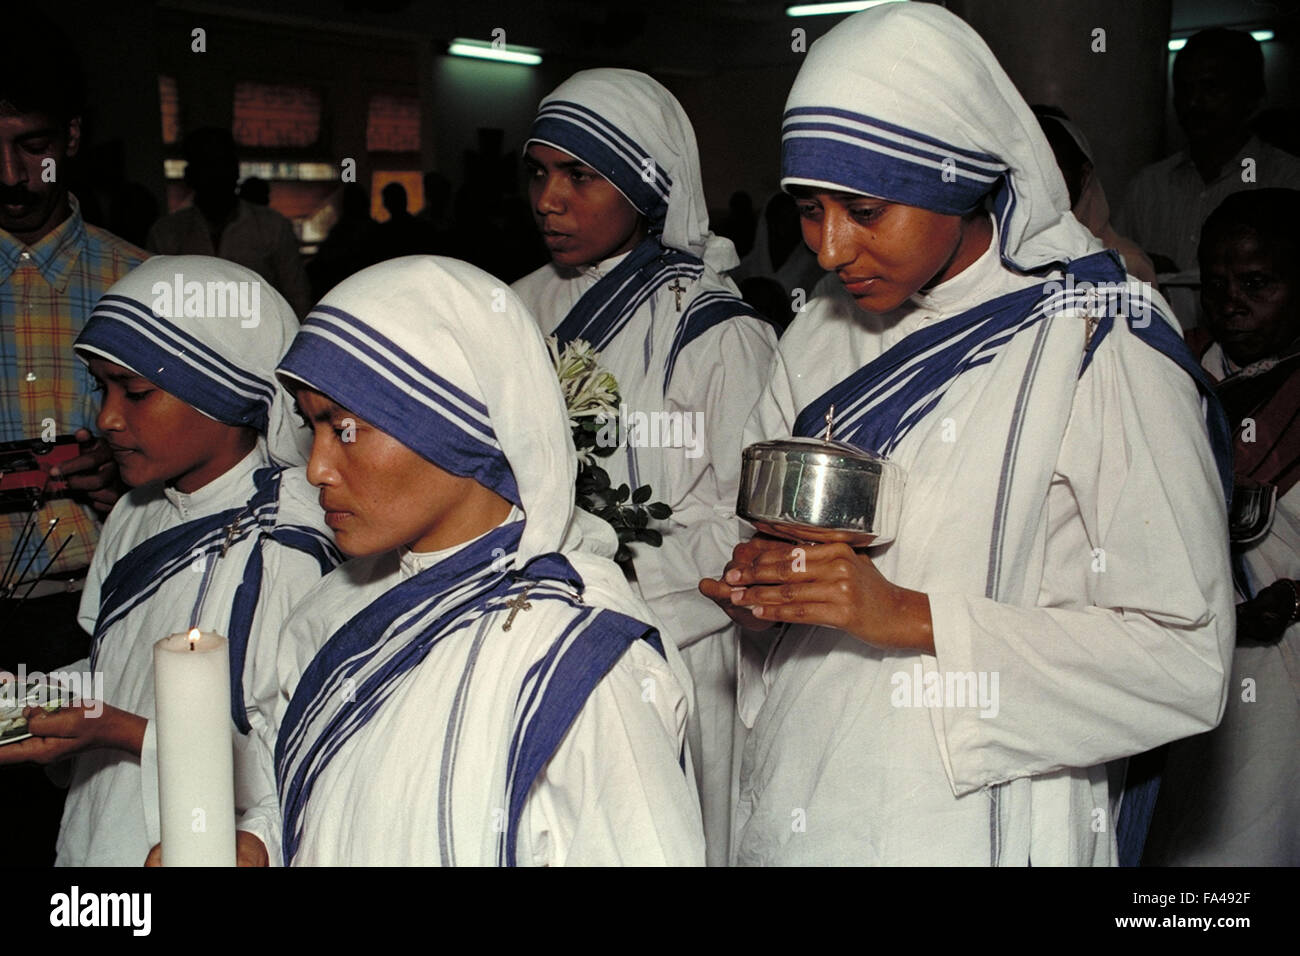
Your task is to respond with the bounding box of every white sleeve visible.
[633,317,777,648]
[233,545,331,866]
[232,720,279,865]
[734,343,802,727]
[743,338,800,447]
[519,641,706,866]
[928,328,1235,795]
[76,493,135,636]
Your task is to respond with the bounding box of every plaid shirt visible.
[0,195,147,580]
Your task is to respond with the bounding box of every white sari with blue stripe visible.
[271,256,704,866]
[56,258,336,867]
[731,1,1236,867]
[514,69,778,865]
[735,229,1236,867]
[62,448,337,867]
[274,516,703,866]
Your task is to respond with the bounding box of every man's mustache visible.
[0,185,38,205]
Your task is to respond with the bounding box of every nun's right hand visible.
[50,428,125,515]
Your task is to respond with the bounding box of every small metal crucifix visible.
[668,278,686,312]
[220,516,242,558]
[502,589,532,632]
[1083,313,1100,352]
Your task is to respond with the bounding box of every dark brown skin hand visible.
[1236,579,1297,646]
[145,831,269,867]
[700,535,934,652]
[49,428,125,514]
[699,536,777,632]
[0,702,145,766]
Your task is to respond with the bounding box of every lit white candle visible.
[153,628,236,866]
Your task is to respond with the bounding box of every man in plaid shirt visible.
[1,15,146,676]
[2,12,149,865]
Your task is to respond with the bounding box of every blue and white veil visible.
[74,255,310,467]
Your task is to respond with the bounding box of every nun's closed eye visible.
[847,203,886,224]
[795,200,821,221]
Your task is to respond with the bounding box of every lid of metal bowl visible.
[741,436,892,473]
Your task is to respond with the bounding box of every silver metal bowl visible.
[736,437,905,546]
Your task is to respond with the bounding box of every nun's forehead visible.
[525,141,588,168]
[785,183,888,201]
[79,351,146,380]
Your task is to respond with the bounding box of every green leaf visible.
[639,529,663,547]
[647,502,672,520]
[615,483,630,503]
[632,484,651,504]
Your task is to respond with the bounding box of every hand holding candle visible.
[153,628,237,866]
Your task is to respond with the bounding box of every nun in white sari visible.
[710,5,1236,866]
[512,68,777,866]
[273,256,704,866]
[54,256,338,866]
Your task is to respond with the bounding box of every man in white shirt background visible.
[1116,28,1300,329]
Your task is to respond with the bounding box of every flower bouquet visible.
[549,337,671,566]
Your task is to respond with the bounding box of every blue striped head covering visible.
[276,256,579,566]
[527,68,738,272]
[781,3,1099,272]
[75,255,310,466]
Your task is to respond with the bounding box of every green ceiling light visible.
[448,38,542,66]
[786,1,906,18]
[1169,28,1274,52]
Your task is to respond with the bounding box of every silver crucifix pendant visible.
[502,589,532,632]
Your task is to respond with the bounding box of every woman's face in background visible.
[792,189,991,314]
[525,143,646,269]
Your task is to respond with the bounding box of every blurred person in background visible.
[1116,28,1300,328]
[1145,189,1300,866]
[147,127,311,317]
[1033,105,1156,286]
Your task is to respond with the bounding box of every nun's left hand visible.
[723,539,934,653]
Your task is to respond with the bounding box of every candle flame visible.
[188,628,200,651]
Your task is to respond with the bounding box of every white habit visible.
[514,68,777,864]
[733,4,1235,866]
[277,521,704,866]
[735,237,1234,866]
[62,449,327,866]
[273,256,706,866]
[59,256,334,866]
